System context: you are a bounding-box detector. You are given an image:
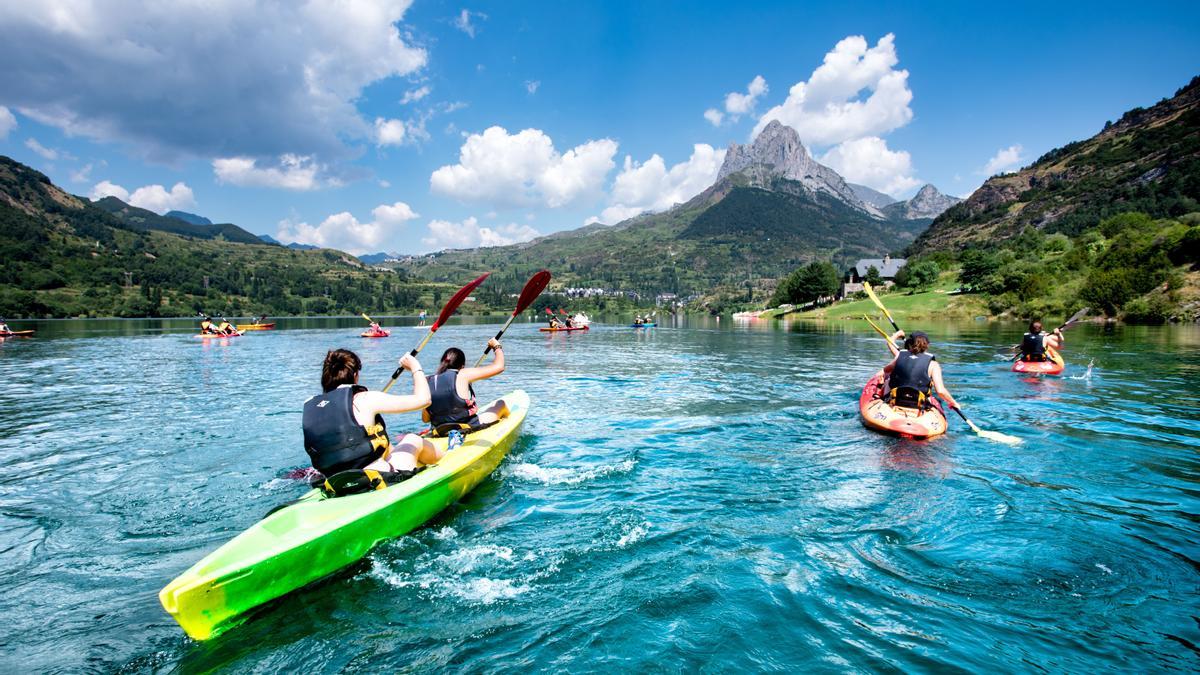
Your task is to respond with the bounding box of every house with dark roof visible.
[842,255,906,297]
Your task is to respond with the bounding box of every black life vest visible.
[888,350,935,410]
[1021,332,1046,361]
[426,370,479,427]
[302,385,390,475]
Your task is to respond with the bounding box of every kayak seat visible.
[316,467,425,498]
[887,386,928,411]
[422,420,500,438]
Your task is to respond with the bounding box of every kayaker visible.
[548,317,561,329]
[423,338,510,430]
[368,321,384,335]
[1018,320,1063,362]
[879,331,960,411]
[199,316,218,334]
[216,318,237,335]
[0,319,10,333]
[302,349,441,476]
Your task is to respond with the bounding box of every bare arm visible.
[929,361,959,409]
[459,338,505,383]
[881,355,899,374]
[357,355,430,416]
[1044,329,1063,350]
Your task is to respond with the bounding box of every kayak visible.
[539,325,589,332]
[859,373,947,439]
[0,330,35,337]
[237,323,275,331]
[360,330,391,338]
[1012,346,1065,375]
[160,390,530,641]
[196,332,243,339]
[630,323,657,328]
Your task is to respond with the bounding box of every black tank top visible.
[426,370,479,427]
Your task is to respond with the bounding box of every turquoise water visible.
[1,317,1197,671]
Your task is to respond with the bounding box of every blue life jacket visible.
[426,370,479,427]
[302,385,389,475]
[888,350,935,409]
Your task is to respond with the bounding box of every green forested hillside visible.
[0,156,470,318]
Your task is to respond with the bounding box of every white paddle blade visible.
[978,429,1023,445]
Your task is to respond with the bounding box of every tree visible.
[895,260,940,290]
[770,261,840,307]
[958,250,998,290]
[864,265,882,286]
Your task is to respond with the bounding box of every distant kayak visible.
[1012,346,1065,375]
[0,330,35,337]
[360,330,391,338]
[630,323,657,328]
[196,332,242,339]
[159,390,529,641]
[540,325,589,332]
[237,323,275,331]
[859,373,947,439]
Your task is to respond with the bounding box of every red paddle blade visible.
[559,309,568,315]
[513,270,551,316]
[432,272,490,330]
[544,308,553,315]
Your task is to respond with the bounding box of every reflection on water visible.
[0,318,1197,671]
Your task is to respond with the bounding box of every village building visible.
[842,255,906,297]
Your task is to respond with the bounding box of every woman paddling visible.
[1017,320,1064,363]
[302,349,442,476]
[878,331,960,412]
[423,338,510,431]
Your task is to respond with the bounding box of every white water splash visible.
[1070,359,1095,381]
[1095,563,1113,575]
[616,521,651,548]
[504,457,636,486]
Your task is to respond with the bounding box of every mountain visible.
[912,76,1200,252]
[358,251,403,265]
[258,233,318,250]
[165,210,212,226]
[393,121,930,309]
[0,155,446,318]
[882,184,963,221]
[94,197,266,245]
[849,183,898,209]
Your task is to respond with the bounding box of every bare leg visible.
[476,399,510,425]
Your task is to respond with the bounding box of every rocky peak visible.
[715,120,878,216]
[904,184,962,219]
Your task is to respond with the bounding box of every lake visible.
[0,316,1197,671]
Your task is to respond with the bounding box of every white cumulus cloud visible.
[525,80,541,94]
[754,33,913,147]
[820,137,920,196]
[430,126,618,208]
[0,1,426,161]
[0,106,16,138]
[982,144,1024,175]
[703,108,724,126]
[375,118,408,146]
[24,137,58,160]
[89,180,195,214]
[422,216,539,251]
[725,75,768,116]
[213,154,330,191]
[275,200,419,254]
[591,144,726,224]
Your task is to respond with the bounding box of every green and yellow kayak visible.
[160,390,530,640]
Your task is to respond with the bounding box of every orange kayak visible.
[859,373,947,439]
[1012,346,1065,375]
[196,332,243,339]
[0,330,35,337]
[237,323,275,331]
[539,325,589,332]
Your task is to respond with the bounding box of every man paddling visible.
[1018,320,1064,363]
[878,331,961,413]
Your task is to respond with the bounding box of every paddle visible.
[863,315,899,357]
[863,283,1020,445]
[381,273,490,392]
[862,281,900,333]
[473,270,551,367]
[1009,307,1090,360]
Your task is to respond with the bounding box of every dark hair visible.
[1029,320,1043,333]
[437,347,466,374]
[322,349,361,392]
[908,334,930,354]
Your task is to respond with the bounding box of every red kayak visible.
[1012,346,1065,375]
[859,373,947,439]
[539,325,589,332]
[360,330,391,338]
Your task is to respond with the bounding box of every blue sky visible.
[1,0,1197,255]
